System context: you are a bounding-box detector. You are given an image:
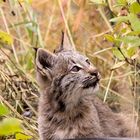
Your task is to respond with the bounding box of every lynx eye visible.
[86,59,90,65]
[71,65,82,72]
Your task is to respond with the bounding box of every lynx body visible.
[35,37,139,140]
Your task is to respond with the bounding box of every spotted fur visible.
[36,44,139,140]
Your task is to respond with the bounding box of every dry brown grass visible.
[0,0,139,139]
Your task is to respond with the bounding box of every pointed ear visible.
[36,48,56,69]
[54,32,76,53]
[36,48,56,87]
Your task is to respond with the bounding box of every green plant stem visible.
[117,47,140,69]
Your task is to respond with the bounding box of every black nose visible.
[90,69,98,76]
[88,69,101,79]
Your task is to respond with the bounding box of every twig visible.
[44,2,56,43]
[101,84,134,104]
[103,59,117,102]
[117,47,140,69]
[92,29,111,39]
[98,7,115,102]
[98,6,113,32]
[58,0,76,49]
[60,31,64,48]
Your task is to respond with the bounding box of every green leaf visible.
[111,61,126,70]
[0,31,13,45]
[128,13,140,32]
[90,0,106,5]
[116,0,127,6]
[127,46,137,57]
[104,34,115,42]
[0,118,22,136]
[110,16,129,23]
[112,47,125,60]
[127,31,140,35]
[0,104,10,116]
[16,133,32,140]
[127,0,136,4]
[118,35,140,47]
[18,0,32,4]
[129,2,140,14]
[120,28,127,33]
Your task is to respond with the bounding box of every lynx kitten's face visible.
[36,48,100,111]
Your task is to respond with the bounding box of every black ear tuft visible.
[54,31,76,53]
[34,47,38,58]
[33,47,38,52]
[60,31,64,50]
[54,31,64,53]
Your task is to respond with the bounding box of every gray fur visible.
[35,47,139,140]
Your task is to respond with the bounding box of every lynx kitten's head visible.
[35,36,100,111]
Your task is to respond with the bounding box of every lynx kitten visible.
[35,35,139,140]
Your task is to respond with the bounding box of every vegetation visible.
[0,103,32,139]
[0,0,139,139]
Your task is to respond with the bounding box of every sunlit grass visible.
[0,0,139,139]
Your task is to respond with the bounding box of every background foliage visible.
[0,0,140,139]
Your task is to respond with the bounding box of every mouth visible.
[82,76,100,89]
